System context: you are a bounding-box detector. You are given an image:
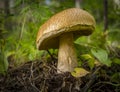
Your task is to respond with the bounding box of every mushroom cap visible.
[36,8,96,50]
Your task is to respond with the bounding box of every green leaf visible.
[81,54,93,60]
[81,54,95,70]
[91,48,112,66]
[71,68,89,78]
[74,43,90,55]
[88,59,95,70]
[111,72,120,83]
[0,52,8,74]
[113,58,120,65]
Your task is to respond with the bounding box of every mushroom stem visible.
[57,33,78,73]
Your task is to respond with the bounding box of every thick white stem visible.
[57,33,78,73]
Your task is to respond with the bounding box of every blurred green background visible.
[0,0,120,74]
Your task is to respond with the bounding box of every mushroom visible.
[36,8,96,73]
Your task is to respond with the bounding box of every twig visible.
[46,50,56,62]
[41,79,46,92]
[17,76,29,92]
[82,67,101,92]
[30,82,40,92]
[29,62,40,92]
[93,81,120,87]
[49,64,64,74]
[30,62,34,79]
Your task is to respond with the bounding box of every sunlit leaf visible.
[94,59,102,67]
[71,68,89,78]
[81,54,95,70]
[88,59,95,70]
[81,54,93,60]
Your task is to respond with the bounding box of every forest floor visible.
[0,57,120,92]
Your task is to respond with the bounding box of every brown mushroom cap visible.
[36,8,96,50]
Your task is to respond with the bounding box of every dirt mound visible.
[0,58,120,92]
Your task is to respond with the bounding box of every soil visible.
[0,57,120,92]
